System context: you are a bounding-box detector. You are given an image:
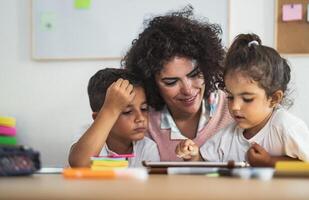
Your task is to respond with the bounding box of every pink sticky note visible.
[0,126,16,136]
[92,154,135,159]
[108,154,135,158]
[282,4,302,21]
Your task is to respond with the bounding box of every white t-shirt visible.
[200,107,309,162]
[100,137,160,167]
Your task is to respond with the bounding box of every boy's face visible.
[110,86,148,143]
[224,71,274,136]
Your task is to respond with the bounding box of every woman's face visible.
[155,57,205,118]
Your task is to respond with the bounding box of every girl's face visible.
[224,71,274,136]
[155,57,205,118]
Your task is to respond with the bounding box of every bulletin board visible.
[31,0,229,60]
[275,0,309,55]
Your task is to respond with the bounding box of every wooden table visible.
[0,174,308,199]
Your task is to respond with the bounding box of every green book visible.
[0,135,17,145]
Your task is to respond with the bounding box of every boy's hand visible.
[103,78,135,115]
[247,142,273,167]
[175,139,200,161]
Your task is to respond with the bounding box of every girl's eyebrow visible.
[225,89,255,96]
[239,92,255,96]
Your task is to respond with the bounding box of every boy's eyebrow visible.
[160,66,199,81]
[126,101,148,107]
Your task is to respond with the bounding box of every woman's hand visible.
[175,139,201,161]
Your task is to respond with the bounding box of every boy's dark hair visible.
[224,33,292,106]
[122,6,224,111]
[88,68,144,112]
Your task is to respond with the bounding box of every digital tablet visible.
[142,160,249,168]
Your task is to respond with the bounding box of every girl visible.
[176,33,309,167]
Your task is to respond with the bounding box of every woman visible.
[122,6,233,161]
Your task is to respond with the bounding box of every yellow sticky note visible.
[0,116,16,127]
[74,0,91,9]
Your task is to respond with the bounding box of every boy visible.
[69,68,160,167]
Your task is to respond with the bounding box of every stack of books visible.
[0,116,17,145]
[90,154,134,171]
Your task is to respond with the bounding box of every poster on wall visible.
[32,0,228,60]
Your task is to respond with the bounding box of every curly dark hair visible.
[121,6,225,111]
[224,33,292,107]
[88,68,144,112]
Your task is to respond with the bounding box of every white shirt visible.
[100,137,160,167]
[160,98,216,140]
[200,107,309,162]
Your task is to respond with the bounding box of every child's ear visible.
[269,90,283,108]
[92,112,98,120]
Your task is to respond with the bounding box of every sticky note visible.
[74,0,91,9]
[0,126,16,136]
[40,12,56,31]
[282,4,302,21]
[0,117,16,127]
[0,135,17,145]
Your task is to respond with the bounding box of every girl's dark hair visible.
[122,6,224,111]
[88,68,144,112]
[224,33,292,106]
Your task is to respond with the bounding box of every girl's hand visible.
[175,139,200,161]
[247,143,273,167]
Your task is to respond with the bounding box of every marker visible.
[167,167,219,175]
[166,167,274,180]
[275,161,309,177]
[63,168,148,180]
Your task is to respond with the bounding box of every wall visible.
[0,0,308,167]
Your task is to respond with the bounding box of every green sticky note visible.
[74,0,91,9]
[40,12,56,32]
[0,135,17,145]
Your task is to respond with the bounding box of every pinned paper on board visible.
[40,12,56,31]
[307,4,309,22]
[282,4,302,21]
[74,0,91,9]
